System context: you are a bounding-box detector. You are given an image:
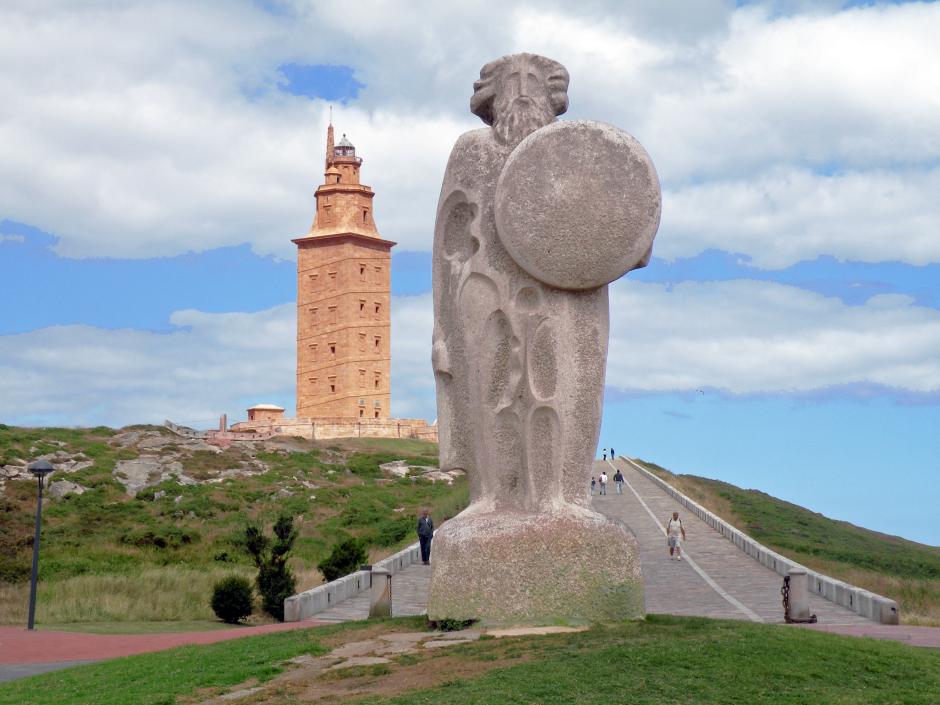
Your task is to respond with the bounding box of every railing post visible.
[368,568,392,618]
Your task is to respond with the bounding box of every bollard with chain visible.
[782,569,817,624]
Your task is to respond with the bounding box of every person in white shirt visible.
[666,511,686,560]
[598,471,608,495]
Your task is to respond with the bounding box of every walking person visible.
[417,509,434,565]
[602,448,607,461]
[598,471,608,495]
[666,511,686,560]
[590,476,596,496]
[613,468,624,494]
[610,446,616,459]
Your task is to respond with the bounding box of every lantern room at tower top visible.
[225,120,436,444]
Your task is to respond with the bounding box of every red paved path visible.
[0,620,327,665]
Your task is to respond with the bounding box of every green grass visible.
[636,459,940,625]
[2,616,938,705]
[0,425,465,625]
[0,626,333,705]
[363,615,940,705]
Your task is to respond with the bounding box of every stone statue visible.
[427,53,661,625]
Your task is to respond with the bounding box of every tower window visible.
[323,205,332,223]
[358,333,366,351]
[363,209,368,224]
[329,342,336,358]
[374,266,382,283]
[374,411,379,418]
[359,264,366,278]
[359,408,364,418]
[374,372,381,389]
[359,369,366,388]
[310,376,318,392]
[328,306,337,324]
[310,343,318,360]
[311,307,319,324]
[359,299,366,316]
[327,272,336,289]
[374,336,381,350]
[328,376,336,394]
[374,303,381,317]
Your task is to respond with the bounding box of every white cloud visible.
[3,278,939,427]
[1,1,939,267]
[607,278,940,394]
[0,295,437,427]
[659,166,940,268]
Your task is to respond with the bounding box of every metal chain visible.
[781,575,818,624]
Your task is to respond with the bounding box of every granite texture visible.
[429,53,661,625]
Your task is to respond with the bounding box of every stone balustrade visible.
[284,542,422,622]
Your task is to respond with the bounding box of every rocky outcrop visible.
[113,457,197,496]
[379,460,464,485]
[47,480,87,498]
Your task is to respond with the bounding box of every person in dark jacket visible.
[417,509,434,565]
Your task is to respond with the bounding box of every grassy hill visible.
[0,424,466,626]
[635,458,940,625]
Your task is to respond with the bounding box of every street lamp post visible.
[26,459,53,631]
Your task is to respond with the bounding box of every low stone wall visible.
[620,456,900,625]
[231,417,438,443]
[284,542,422,622]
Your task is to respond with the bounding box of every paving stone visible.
[376,631,429,643]
[326,656,391,670]
[219,687,263,701]
[423,639,475,649]
[487,626,588,638]
[372,641,419,655]
[432,629,482,640]
[329,640,384,658]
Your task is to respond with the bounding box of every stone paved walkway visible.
[311,562,431,622]
[308,460,874,627]
[597,457,872,625]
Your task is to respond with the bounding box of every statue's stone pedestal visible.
[427,509,644,626]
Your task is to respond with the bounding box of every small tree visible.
[211,575,253,624]
[317,537,368,582]
[242,514,297,621]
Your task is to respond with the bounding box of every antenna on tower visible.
[325,108,335,170]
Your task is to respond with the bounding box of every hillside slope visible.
[635,458,940,625]
[0,424,465,625]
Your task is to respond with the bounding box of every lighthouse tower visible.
[293,123,396,419]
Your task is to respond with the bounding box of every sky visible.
[1,0,938,545]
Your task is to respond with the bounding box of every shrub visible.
[371,517,411,547]
[242,514,297,621]
[433,618,477,632]
[317,537,368,582]
[119,527,200,550]
[210,575,253,624]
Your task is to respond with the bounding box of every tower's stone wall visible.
[294,126,395,420]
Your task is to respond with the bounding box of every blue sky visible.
[1,1,938,545]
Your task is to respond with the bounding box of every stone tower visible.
[293,122,396,419]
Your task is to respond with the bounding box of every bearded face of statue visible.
[470,53,569,147]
